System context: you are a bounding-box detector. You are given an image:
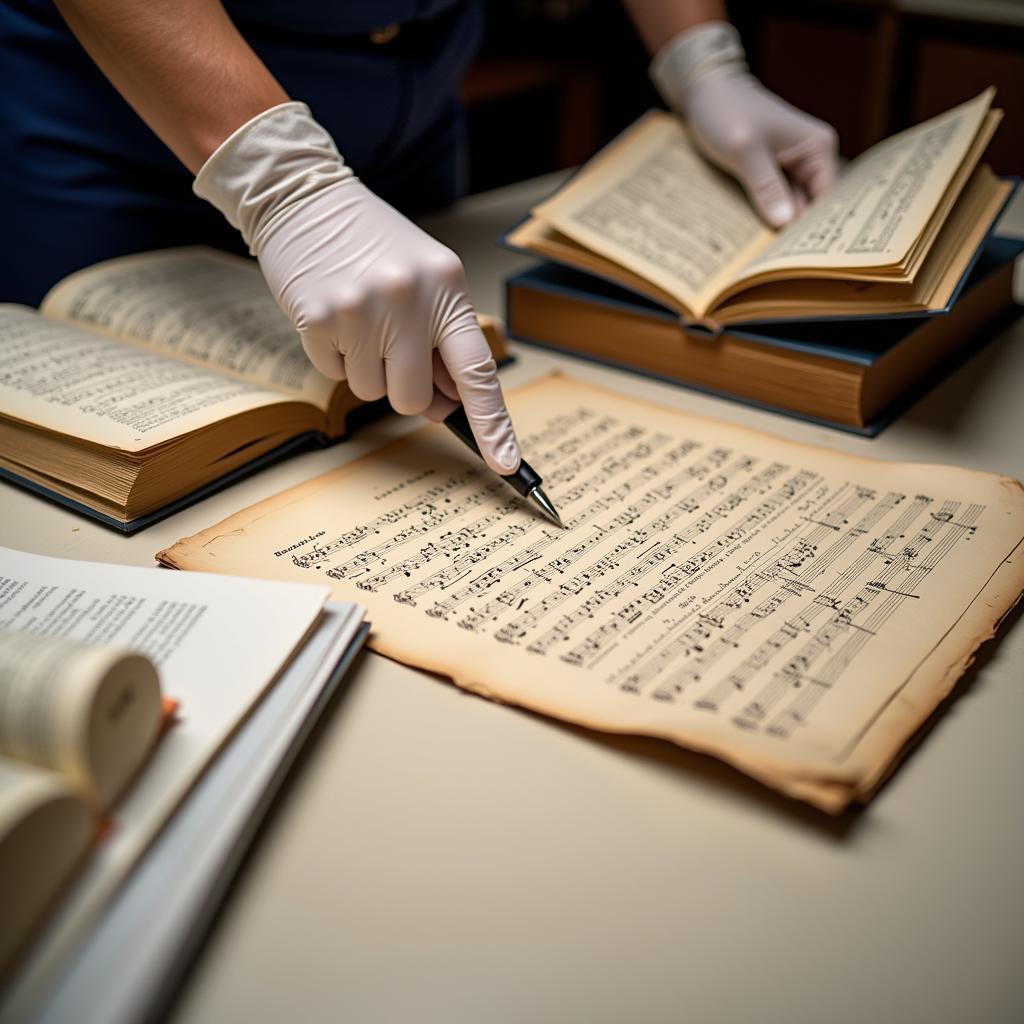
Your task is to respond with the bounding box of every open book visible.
[0,629,163,978]
[507,90,1011,329]
[0,249,508,532]
[159,373,1024,813]
[0,546,365,993]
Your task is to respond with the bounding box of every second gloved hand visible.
[651,22,839,227]
[194,102,521,474]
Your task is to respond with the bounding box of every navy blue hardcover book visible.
[505,235,1024,436]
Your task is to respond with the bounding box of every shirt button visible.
[369,23,401,44]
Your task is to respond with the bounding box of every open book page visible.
[712,165,1012,325]
[0,758,94,979]
[0,546,334,944]
[0,631,161,807]
[736,89,996,282]
[40,248,337,413]
[505,217,689,314]
[0,306,293,451]
[531,112,773,318]
[0,546,330,853]
[158,374,1024,811]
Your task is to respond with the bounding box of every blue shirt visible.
[0,1,482,303]
[226,0,467,34]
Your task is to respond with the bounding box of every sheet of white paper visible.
[2,603,366,1024]
[0,546,330,1001]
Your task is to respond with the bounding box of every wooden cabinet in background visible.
[734,1,1024,172]
[462,0,1023,192]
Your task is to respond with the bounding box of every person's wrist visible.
[193,101,354,254]
[649,20,747,116]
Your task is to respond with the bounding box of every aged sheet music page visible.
[0,306,293,451]
[40,248,336,412]
[532,91,996,318]
[531,113,773,314]
[159,375,1024,810]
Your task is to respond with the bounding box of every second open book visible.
[0,252,507,530]
[507,89,1010,328]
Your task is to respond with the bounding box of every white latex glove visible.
[194,102,521,474]
[650,22,838,227]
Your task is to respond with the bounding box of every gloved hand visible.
[650,22,838,228]
[194,102,521,474]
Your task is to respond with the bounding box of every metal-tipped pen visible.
[443,405,567,531]
[527,485,564,529]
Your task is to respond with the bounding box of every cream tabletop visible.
[3,176,1023,1024]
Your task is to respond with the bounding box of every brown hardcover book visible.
[506,236,1021,433]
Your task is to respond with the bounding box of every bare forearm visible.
[620,0,727,54]
[55,0,289,172]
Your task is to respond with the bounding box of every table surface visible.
[4,175,1023,1024]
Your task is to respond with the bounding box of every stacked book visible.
[503,90,1021,433]
[0,262,508,533]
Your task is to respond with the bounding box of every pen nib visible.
[528,486,564,529]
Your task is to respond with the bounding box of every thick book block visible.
[505,236,1024,435]
[0,249,512,534]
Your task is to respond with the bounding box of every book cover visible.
[505,235,1024,436]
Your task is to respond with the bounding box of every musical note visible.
[213,392,992,747]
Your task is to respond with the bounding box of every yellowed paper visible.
[532,112,772,315]
[159,375,1024,811]
[40,248,336,411]
[741,89,995,279]
[0,758,93,978]
[528,92,994,321]
[0,305,291,451]
[0,630,161,807]
[713,165,1011,324]
[0,758,86,853]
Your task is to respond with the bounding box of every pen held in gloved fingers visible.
[442,405,565,529]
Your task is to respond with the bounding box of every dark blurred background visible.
[462,0,1024,193]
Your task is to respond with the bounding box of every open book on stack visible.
[0,250,509,532]
[0,547,366,1016]
[504,90,1021,431]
